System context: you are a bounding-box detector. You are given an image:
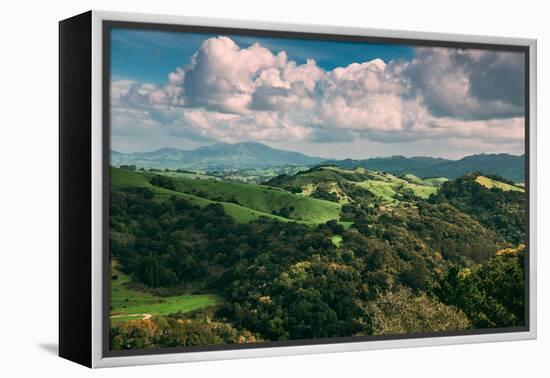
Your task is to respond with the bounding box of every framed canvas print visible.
[59,10,537,368]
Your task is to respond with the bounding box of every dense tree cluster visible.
[150,174,177,190]
[434,245,525,328]
[271,205,295,218]
[110,317,260,350]
[429,174,525,244]
[311,185,340,202]
[363,288,471,335]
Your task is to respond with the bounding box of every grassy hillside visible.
[111,167,153,189]
[111,167,340,224]
[169,176,341,223]
[475,175,524,192]
[356,176,437,201]
[110,265,221,323]
[268,166,439,203]
[355,180,396,202]
[111,168,290,223]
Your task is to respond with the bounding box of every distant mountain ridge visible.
[112,143,525,182]
[326,153,525,182]
[111,142,324,170]
[324,155,450,174]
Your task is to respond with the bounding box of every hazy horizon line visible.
[111,141,525,162]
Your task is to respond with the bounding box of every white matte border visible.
[90,10,537,368]
[91,10,104,369]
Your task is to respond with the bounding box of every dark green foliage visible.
[311,185,339,202]
[150,174,177,190]
[221,254,364,340]
[226,197,241,205]
[429,174,525,244]
[326,220,344,235]
[271,205,295,218]
[399,256,431,291]
[110,189,235,288]
[347,201,501,265]
[434,247,525,328]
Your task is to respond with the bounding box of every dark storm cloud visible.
[404,48,525,120]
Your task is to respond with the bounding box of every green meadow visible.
[110,265,221,322]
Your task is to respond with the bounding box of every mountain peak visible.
[111,142,323,170]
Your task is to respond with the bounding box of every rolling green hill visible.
[112,167,291,223]
[168,176,341,223]
[111,167,341,224]
[356,174,438,201]
[111,167,154,189]
[267,166,439,203]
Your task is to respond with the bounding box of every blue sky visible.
[110,28,414,83]
[109,28,525,159]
